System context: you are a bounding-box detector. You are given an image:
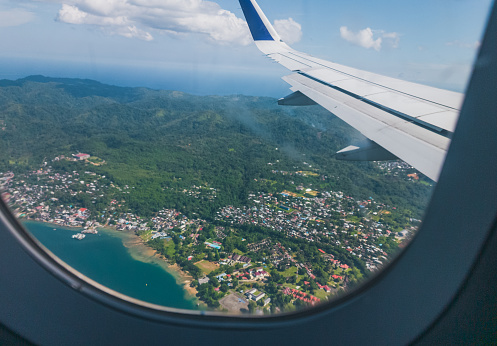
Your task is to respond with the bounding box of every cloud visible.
[0,8,35,27]
[274,17,302,45]
[51,0,253,44]
[446,40,481,50]
[340,27,381,51]
[340,26,400,51]
[381,31,400,48]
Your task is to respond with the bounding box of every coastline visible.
[22,218,201,306]
[22,218,83,230]
[102,227,201,304]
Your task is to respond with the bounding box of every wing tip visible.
[239,0,280,42]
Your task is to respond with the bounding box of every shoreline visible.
[22,218,201,306]
[105,228,201,304]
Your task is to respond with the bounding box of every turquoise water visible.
[23,221,197,310]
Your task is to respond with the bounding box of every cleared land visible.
[195,260,219,274]
[219,293,249,313]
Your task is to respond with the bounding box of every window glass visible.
[0,0,491,315]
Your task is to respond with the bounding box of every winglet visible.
[239,0,282,42]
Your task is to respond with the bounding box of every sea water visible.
[23,221,197,310]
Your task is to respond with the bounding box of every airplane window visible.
[0,0,492,316]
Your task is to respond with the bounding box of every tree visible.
[210,277,220,287]
[287,275,297,284]
[266,281,277,294]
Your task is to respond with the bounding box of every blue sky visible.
[0,0,492,96]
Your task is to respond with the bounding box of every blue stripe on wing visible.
[239,0,274,41]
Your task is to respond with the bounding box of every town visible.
[0,154,419,314]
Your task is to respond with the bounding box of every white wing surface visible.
[239,0,463,182]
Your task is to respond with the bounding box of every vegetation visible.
[0,76,432,220]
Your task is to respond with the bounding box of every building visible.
[253,292,266,301]
[198,277,210,285]
[77,208,89,218]
[73,153,90,161]
[245,288,257,297]
[216,273,227,282]
[232,253,251,264]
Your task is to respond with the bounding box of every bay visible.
[23,221,197,310]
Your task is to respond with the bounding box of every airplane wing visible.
[238,0,464,182]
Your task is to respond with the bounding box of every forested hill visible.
[0,76,432,218]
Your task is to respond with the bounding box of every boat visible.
[72,233,85,240]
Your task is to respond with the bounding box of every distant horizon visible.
[0,57,291,98]
[0,56,472,99]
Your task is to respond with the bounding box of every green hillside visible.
[0,76,432,218]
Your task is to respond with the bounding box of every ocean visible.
[23,221,197,310]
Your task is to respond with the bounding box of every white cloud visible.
[57,4,88,25]
[340,26,382,51]
[381,31,400,48]
[0,8,35,27]
[340,26,400,51]
[51,0,252,44]
[274,17,302,45]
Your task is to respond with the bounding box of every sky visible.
[0,0,492,97]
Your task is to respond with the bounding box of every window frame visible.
[0,2,496,344]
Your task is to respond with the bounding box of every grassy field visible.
[281,266,298,277]
[138,230,152,242]
[195,260,219,274]
[313,289,330,301]
[163,240,176,258]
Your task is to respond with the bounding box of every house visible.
[198,277,210,285]
[216,273,227,282]
[73,153,90,161]
[231,253,252,264]
[254,270,269,279]
[77,208,89,218]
